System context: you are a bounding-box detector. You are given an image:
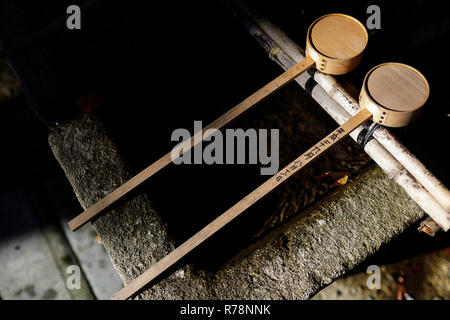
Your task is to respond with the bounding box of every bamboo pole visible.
[231,0,449,231]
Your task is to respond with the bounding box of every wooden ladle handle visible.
[68,56,316,231]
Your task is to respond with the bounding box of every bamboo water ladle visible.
[112,63,430,300]
[68,13,369,231]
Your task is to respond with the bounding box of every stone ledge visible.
[49,112,425,299]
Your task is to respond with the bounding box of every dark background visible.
[0,0,448,275]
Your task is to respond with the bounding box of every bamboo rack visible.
[231,0,449,231]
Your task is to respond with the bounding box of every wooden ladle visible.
[68,13,369,231]
[112,63,430,300]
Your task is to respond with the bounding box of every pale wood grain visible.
[311,14,367,60]
[360,63,430,127]
[367,64,429,112]
[305,14,368,75]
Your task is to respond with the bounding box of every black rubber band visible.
[357,122,381,149]
[305,77,317,95]
[307,68,317,77]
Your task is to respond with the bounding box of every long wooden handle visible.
[68,56,315,231]
[112,108,373,300]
